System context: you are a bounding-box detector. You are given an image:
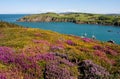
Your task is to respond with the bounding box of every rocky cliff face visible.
[18,16,76,23]
[18,13,120,26]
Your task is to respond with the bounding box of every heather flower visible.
[50,45,63,51]
[66,40,76,45]
[93,45,117,56]
[45,62,72,79]
[105,49,117,56]
[0,46,15,64]
[33,53,55,61]
[94,50,111,64]
[0,73,6,79]
[53,52,68,60]
[82,38,92,42]
[93,45,103,50]
[0,68,21,79]
[22,46,41,56]
[32,40,50,46]
[0,46,42,78]
[110,59,116,65]
[79,60,110,78]
[13,54,42,78]
[33,52,78,79]
[60,58,74,66]
[79,47,89,52]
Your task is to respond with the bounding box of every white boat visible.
[83,33,87,37]
[92,35,96,39]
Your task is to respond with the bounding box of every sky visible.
[0,0,120,14]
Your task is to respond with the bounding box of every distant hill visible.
[106,14,120,16]
[18,12,120,26]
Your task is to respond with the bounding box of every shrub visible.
[14,54,42,78]
[33,53,55,61]
[66,40,76,46]
[45,62,71,79]
[94,50,111,64]
[0,73,6,79]
[32,40,50,46]
[0,46,42,78]
[0,46,15,64]
[82,38,93,42]
[50,45,63,51]
[79,60,110,78]
[53,52,68,60]
[105,48,117,56]
[93,45,117,56]
[93,45,103,50]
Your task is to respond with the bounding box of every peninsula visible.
[18,12,120,26]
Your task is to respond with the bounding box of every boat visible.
[92,35,96,39]
[83,33,87,37]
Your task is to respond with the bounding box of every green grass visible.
[19,12,120,26]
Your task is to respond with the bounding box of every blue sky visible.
[0,0,120,14]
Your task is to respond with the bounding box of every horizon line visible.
[0,11,120,15]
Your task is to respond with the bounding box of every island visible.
[18,12,120,26]
[0,21,120,79]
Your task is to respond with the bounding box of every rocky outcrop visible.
[18,13,120,26]
[18,16,76,23]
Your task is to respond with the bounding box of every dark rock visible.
[107,30,112,32]
[107,40,115,44]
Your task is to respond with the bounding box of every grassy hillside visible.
[0,21,120,79]
[18,12,120,26]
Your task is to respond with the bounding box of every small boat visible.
[92,35,96,39]
[83,33,87,37]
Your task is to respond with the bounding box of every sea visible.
[0,14,120,44]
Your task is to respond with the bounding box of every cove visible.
[0,14,120,44]
[15,22,120,44]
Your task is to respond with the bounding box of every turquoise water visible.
[0,14,120,44]
[0,14,27,22]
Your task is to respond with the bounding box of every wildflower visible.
[66,40,76,45]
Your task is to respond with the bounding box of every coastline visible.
[18,13,120,27]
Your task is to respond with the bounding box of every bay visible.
[0,14,120,44]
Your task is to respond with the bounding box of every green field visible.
[18,12,120,26]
